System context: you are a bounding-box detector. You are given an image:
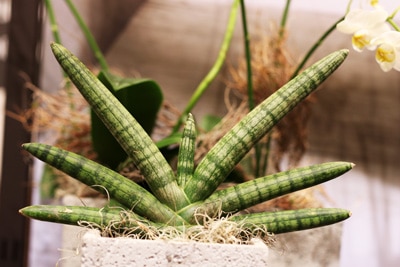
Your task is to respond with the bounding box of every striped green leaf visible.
[19,205,161,234]
[184,49,349,202]
[22,143,187,225]
[179,162,353,222]
[177,114,196,187]
[229,208,351,234]
[50,43,189,210]
[93,72,163,169]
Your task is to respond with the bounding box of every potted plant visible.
[14,0,324,207]
[11,1,398,266]
[19,37,352,266]
[24,0,337,205]
[13,0,361,266]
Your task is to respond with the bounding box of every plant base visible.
[80,230,269,267]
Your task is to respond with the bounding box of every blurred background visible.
[0,0,399,266]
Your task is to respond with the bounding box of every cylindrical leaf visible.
[179,162,353,222]
[50,43,189,210]
[177,114,196,187]
[19,205,160,234]
[229,208,351,234]
[23,143,187,225]
[184,49,349,202]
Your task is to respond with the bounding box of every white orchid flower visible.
[370,31,400,71]
[336,8,390,51]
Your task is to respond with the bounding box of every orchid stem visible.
[64,0,109,71]
[43,0,74,108]
[291,16,344,79]
[280,0,291,38]
[387,19,400,31]
[239,0,255,111]
[172,0,239,133]
[44,0,62,45]
[239,0,262,177]
[44,0,65,78]
[387,6,400,31]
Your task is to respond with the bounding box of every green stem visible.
[387,18,400,31]
[290,16,344,79]
[44,0,62,44]
[239,0,255,111]
[64,0,109,71]
[44,0,75,107]
[387,7,400,31]
[171,0,239,133]
[279,0,291,38]
[389,5,400,18]
[345,0,353,14]
[239,0,262,177]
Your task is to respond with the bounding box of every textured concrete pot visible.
[80,230,269,267]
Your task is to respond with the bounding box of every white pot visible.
[80,230,269,267]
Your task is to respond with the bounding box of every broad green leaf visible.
[92,71,163,169]
[200,114,222,132]
[39,164,58,199]
[156,132,182,148]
